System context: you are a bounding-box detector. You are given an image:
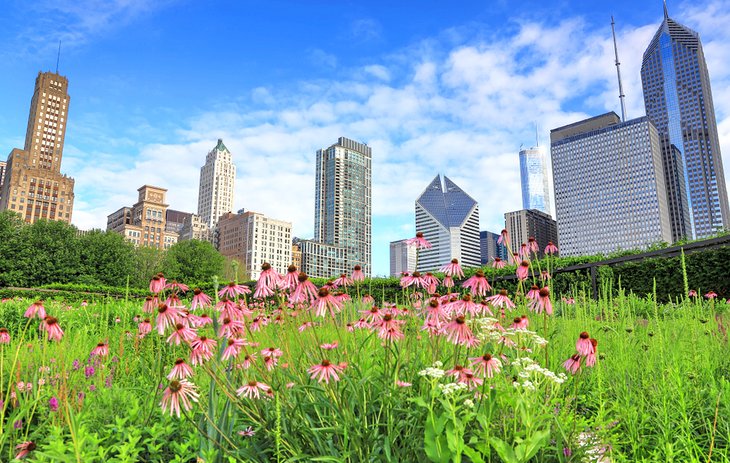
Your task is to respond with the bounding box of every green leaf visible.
[489,437,519,463]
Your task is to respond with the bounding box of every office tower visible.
[479,230,510,265]
[216,210,292,280]
[550,112,672,256]
[165,209,191,235]
[0,161,6,201]
[291,242,302,272]
[314,137,372,276]
[390,239,417,276]
[198,139,236,229]
[179,214,210,242]
[641,5,730,239]
[0,72,75,223]
[106,185,179,249]
[504,209,558,257]
[519,146,551,215]
[415,175,481,272]
[297,239,347,279]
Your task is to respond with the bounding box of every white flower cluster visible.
[437,382,468,396]
[463,399,475,409]
[511,357,566,386]
[418,361,446,379]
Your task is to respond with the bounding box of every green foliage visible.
[77,230,136,286]
[161,240,225,283]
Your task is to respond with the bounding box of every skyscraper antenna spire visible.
[535,122,539,147]
[611,16,627,121]
[55,41,61,74]
[663,0,669,19]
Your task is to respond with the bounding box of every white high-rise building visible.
[389,239,417,276]
[198,139,236,229]
[415,175,481,272]
[519,146,551,216]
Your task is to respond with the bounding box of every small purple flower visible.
[49,397,59,412]
[89,384,97,392]
[84,366,95,379]
[77,392,85,401]
[563,447,572,457]
[13,419,23,429]
[72,359,80,370]
[105,375,113,388]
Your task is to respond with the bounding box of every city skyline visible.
[2,1,730,275]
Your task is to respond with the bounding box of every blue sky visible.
[2,0,730,276]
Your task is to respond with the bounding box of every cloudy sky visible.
[1,0,730,275]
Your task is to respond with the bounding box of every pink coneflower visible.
[541,271,551,281]
[351,265,365,282]
[237,380,272,399]
[406,231,432,249]
[156,304,179,335]
[91,342,109,357]
[42,316,63,341]
[281,265,299,290]
[138,318,152,337]
[312,288,343,318]
[333,273,353,288]
[240,353,257,369]
[449,294,480,316]
[308,359,346,384]
[585,338,598,367]
[362,305,384,323]
[166,281,189,293]
[562,296,575,304]
[190,289,212,310]
[150,274,166,294]
[511,316,528,330]
[15,441,36,460]
[705,291,718,299]
[167,323,198,346]
[443,315,476,346]
[446,364,472,381]
[239,426,256,437]
[423,272,440,288]
[190,312,213,328]
[374,314,405,341]
[361,294,374,304]
[528,236,539,254]
[485,289,515,310]
[167,358,194,380]
[530,287,553,315]
[263,355,278,371]
[165,293,182,309]
[562,354,582,374]
[516,261,530,281]
[462,270,491,296]
[576,332,593,356]
[400,271,429,289]
[492,257,506,269]
[24,301,46,319]
[424,299,448,324]
[688,289,698,297]
[258,262,281,289]
[290,273,319,304]
[497,229,509,245]
[221,338,246,361]
[443,275,454,288]
[0,327,10,344]
[459,372,484,389]
[218,317,245,338]
[320,341,338,350]
[261,347,284,358]
[544,241,559,255]
[160,379,199,417]
[143,295,159,313]
[440,259,465,278]
[469,353,502,378]
[218,282,251,298]
[519,243,530,259]
[396,380,412,387]
[190,336,217,365]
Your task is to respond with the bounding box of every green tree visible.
[76,230,136,286]
[16,218,80,286]
[131,246,165,289]
[161,240,225,283]
[0,210,26,286]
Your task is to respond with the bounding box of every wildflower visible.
[0,327,10,344]
[491,257,506,269]
[91,342,109,357]
[49,397,59,412]
[217,317,245,338]
[142,295,159,313]
[688,289,698,297]
[333,273,353,288]
[400,271,429,289]
[497,229,509,245]
[24,301,46,319]
[361,294,374,304]
[15,441,36,460]
[138,318,152,337]
[240,353,257,369]
[256,262,281,292]
[279,265,299,291]
[519,243,530,259]
[150,273,166,294]
[351,265,365,282]
[406,231,432,249]
[238,426,256,437]
[290,273,319,304]
[42,316,64,341]
[190,336,217,365]
[530,287,553,315]
[156,304,179,335]
[320,341,338,350]
[469,353,502,378]
[423,272,440,289]
[442,275,454,288]
[485,289,515,309]
[308,359,346,384]
[528,236,539,254]
[576,332,593,356]
[374,314,405,341]
[160,379,199,418]
[396,380,412,387]
[544,241,559,255]
[168,358,194,380]
[511,316,528,330]
[165,281,189,293]
[312,288,342,318]
[446,364,472,381]
[221,338,246,361]
[261,347,284,358]
[236,380,272,399]
[562,354,581,374]
[218,282,251,299]
[459,372,484,389]
[443,315,477,346]
[448,293,480,316]
[85,366,95,379]
[705,291,718,299]
[462,270,491,297]
[190,289,212,310]
[541,270,551,281]
[516,261,530,280]
[263,355,278,371]
[440,259,465,278]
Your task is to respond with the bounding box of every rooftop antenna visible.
[55,41,61,74]
[535,122,539,147]
[663,0,669,20]
[611,16,627,122]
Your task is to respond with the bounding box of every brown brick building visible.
[107,185,179,249]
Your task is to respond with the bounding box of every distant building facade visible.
[216,210,292,280]
[389,239,417,276]
[198,139,236,229]
[291,242,302,272]
[106,185,179,249]
[641,6,730,239]
[298,239,347,279]
[415,175,481,272]
[180,214,210,242]
[550,112,672,256]
[0,72,75,223]
[0,161,6,200]
[519,146,551,215]
[504,209,558,258]
[480,230,509,265]
[313,137,372,276]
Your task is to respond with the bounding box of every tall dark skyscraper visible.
[641,4,730,239]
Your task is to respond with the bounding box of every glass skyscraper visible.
[314,137,372,276]
[415,175,481,272]
[519,146,551,216]
[641,5,730,239]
